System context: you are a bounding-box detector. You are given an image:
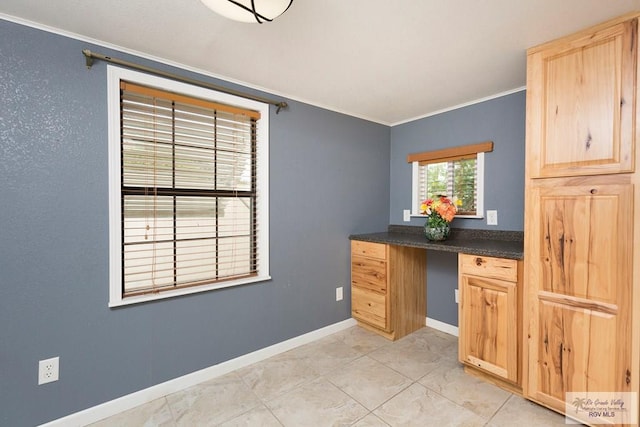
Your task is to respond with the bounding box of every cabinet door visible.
[526,18,636,178]
[459,274,518,383]
[524,178,633,414]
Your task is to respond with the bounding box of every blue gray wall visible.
[0,20,390,426]
[389,91,526,326]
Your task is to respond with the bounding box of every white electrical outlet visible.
[487,210,498,226]
[336,286,343,301]
[403,209,411,222]
[38,357,59,385]
[454,289,459,304]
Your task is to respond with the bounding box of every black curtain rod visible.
[82,49,288,113]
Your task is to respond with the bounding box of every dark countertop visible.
[349,225,524,260]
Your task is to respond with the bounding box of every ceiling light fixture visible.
[200,0,293,24]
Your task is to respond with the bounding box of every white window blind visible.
[120,81,260,297]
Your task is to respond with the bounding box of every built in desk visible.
[349,225,524,260]
[349,225,524,391]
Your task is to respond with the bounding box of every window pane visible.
[176,197,217,240]
[218,197,251,237]
[426,162,448,197]
[174,144,216,189]
[452,158,477,214]
[218,236,251,278]
[176,239,217,284]
[124,242,175,292]
[122,138,174,188]
[418,157,478,216]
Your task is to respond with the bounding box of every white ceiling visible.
[1,0,639,125]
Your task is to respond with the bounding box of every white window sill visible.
[108,275,272,308]
[411,214,484,220]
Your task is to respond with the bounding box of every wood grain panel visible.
[351,240,387,260]
[526,18,636,178]
[459,274,518,383]
[351,255,387,293]
[534,300,627,411]
[460,254,518,282]
[388,245,426,339]
[351,286,388,331]
[524,177,633,418]
[538,182,630,304]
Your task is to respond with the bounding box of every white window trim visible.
[411,152,485,219]
[107,65,270,307]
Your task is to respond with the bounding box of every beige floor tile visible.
[288,334,364,375]
[373,382,487,427]
[419,359,511,419]
[266,377,369,427]
[332,325,392,354]
[352,413,391,426]
[165,372,261,426]
[235,350,320,401]
[218,404,283,427]
[90,327,587,427]
[398,327,457,355]
[88,397,175,427]
[488,395,570,426]
[326,355,412,410]
[368,336,449,380]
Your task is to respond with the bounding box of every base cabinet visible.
[351,240,425,341]
[458,254,522,389]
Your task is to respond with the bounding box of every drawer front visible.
[351,240,386,260]
[352,286,388,330]
[460,254,518,282]
[351,255,387,293]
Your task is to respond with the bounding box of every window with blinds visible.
[408,142,492,219]
[108,67,270,306]
[417,157,477,215]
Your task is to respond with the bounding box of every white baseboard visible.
[40,318,358,427]
[426,317,459,337]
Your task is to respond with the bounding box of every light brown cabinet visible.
[458,254,522,390]
[524,12,640,425]
[526,16,635,178]
[524,176,634,415]
[351,240,425,340]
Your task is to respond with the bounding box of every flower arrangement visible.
[420,195,460,228]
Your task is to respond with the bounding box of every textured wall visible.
[0,19,390,426]
[389,91,526,326]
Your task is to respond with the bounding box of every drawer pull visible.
[475,257,483,266]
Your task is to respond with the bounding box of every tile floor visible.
[90,326,571,426]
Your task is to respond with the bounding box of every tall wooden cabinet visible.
[524,12,640,425]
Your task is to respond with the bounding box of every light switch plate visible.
[403,209,411,222]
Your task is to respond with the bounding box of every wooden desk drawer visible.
[352,286,388,330]
[351,255,387,293]
[460,254,518,282]
[351,240,387,260]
